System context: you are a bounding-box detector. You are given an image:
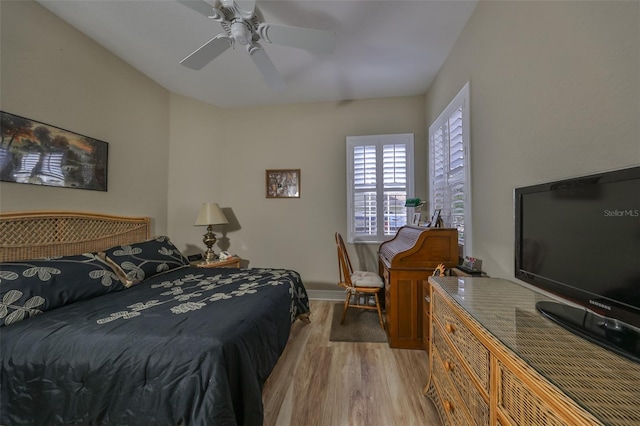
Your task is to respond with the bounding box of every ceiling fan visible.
[177,0,337,91]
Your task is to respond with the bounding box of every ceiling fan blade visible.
[180,35,232,70]
[176,0,215,17]
[220,0,254,19]
[258,23,336,54]
[236,0,256,15]
[248,44,286,91]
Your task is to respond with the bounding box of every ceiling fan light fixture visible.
[231,21,251,45]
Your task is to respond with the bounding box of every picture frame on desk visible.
[412,212,421,225]
[428,209,443,228]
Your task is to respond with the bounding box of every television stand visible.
[536,300,640,363]
[427,277,640,425]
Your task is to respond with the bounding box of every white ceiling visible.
[36,0,478,109]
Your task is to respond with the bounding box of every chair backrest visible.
[335,232,353,273]
[335,232,354,289]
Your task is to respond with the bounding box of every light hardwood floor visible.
[262,300,442,426]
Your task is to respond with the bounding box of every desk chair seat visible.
[335,232,385,329]
[351,271,384,287]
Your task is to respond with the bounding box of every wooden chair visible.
[335,232,385,329]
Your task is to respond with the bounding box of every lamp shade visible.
[195,203,229,226]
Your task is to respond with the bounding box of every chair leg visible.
[341,292,350,325]
[374,292,384,329]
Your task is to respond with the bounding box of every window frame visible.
[346,134,415,244]
[428,82,472,256]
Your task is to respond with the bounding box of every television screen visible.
[515,166,640,360]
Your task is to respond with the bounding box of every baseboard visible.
[307,289,345,301]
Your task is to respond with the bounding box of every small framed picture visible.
[429,209,442,227]
[412,212,421,225]
[266,169,300,198]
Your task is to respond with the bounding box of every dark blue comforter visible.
[1,266,310,426]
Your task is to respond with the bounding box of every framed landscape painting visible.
[0,111,108,191]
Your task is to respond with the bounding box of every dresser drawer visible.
[432,347,472,426]
[433,291,490,393]
[433,323,489,425]
[497,360,568,426]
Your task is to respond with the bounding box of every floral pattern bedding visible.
[0,266,310,426]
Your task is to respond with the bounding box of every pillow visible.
[0,253,124,326]
[104,236,189,286]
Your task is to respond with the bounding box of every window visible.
[429,82,471,255]
[347,134,414,243]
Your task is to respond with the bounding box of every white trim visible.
[430,82,469,131]
[428,81,472,255]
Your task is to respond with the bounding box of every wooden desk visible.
[378,226,458,349]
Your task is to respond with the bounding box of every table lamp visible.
[194,202,229,262]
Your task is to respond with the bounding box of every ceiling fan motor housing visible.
[214,4,263,46]
[230,20,251,45]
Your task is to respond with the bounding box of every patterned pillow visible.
[0,253,124,326]
[104,236,189,286]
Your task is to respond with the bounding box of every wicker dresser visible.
[426,276,640,426]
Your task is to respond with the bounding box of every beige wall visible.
[168,96,427,292]
[425,0,640,279]
[10,0,634,295]
[167,93,226,255]
[0,0,171,234]
[1,1,427,294]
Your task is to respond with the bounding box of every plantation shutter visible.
[353,145,377,236]
[382,144,408,236]
[429,83,471,252]
[347,134,414,243]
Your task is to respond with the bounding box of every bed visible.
[0,211,310,426]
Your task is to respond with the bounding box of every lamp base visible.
[203,249,218,262]
[203,225,218,262]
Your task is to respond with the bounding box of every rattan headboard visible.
[0,211,151,262]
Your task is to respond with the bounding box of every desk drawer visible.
[433,291,490,393]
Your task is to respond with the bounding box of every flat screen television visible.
[514,166,640,362]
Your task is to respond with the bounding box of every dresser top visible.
[430,276,640,425]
